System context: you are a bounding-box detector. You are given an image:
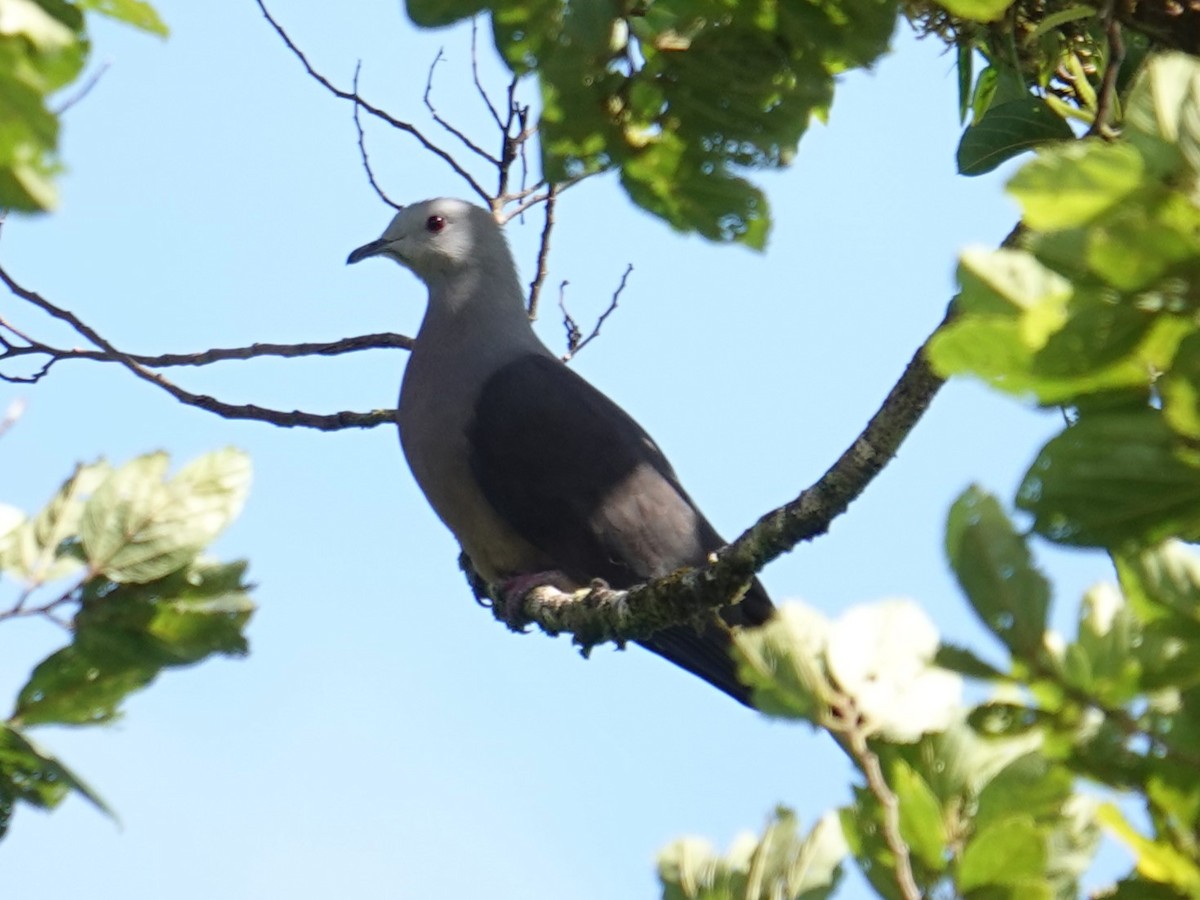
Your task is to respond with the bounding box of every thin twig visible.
[0,331,412,371]
[561,264,632,361]
[424,48,500,164]
[255,0,490,203]
[841,716,921,900]
[0,264,398,430]
[471,16,505,130]
[527,185,557,318]
[55,61,111,115]
[1087,0,1124,138]
[352,62,403,210]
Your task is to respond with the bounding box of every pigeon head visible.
[347,198,508,284]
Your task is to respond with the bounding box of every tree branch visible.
[477,305,952,647]
[0,264,401,430]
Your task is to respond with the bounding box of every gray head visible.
[347,198,514,287]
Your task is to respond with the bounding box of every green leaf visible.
[731,602,831,722]
[13,557,254,726]
[957,45,973,124]
[957,97,1075,176]
[80,448,250,583]
[889,759,947,871]
[76,0,167,36]
[14,634,160,725]
[1007,141,1145,231]
[1162,332,1200,439]
[1123,53,1200,153]
[974,753,1072,833]
[1084,190,1200,291]
[0,724,113,829]
[958,815,1048,891]
[938,0,1012,22]
[945,486,1050,655]
[935,643,1008,680]
[1098,802,1200,893]
[657,808,846,900]
[1017,410,1200,548]
[1116,539,1200,624]
[956,247,1073,320]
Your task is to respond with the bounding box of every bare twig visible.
[470,16,506,130]
[1087,0,1125,139]
[255,0,490,204]
[55,62,111,115]
[831,698,921,900]
[0,264,399,430]
[352,62,403,210]
[526,185,557,318]
[560,264,632,361]
[424,48,500,165]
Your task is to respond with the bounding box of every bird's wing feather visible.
[467,354,772,706]
[467,354,714,586]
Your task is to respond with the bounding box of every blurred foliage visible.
[0,0,166,212]
[0,448,253,839]
[405,0,898,248]
[653,49,1200,900]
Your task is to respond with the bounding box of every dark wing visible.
[467,354,772,705]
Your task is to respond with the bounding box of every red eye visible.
[425,215,446,233]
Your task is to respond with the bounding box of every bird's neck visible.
[416,273,545,361]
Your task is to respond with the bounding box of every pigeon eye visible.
[425,215,446,234]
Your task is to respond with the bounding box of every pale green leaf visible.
[889,759,947,871]
[1007,141,1145,230]
[77,0,168,36]
[80,448,250,583]
[1098,802,1200,893]
[732,602,831,723]
[958,815,1048,891]
[938,0,1011,22]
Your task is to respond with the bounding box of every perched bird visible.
[348,198,773,705]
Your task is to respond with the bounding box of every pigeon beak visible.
[346,238,390,265]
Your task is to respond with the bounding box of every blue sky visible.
[0,3,1119,897]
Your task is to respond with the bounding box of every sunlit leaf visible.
[80,448,250,583]
[77,0,167,36]
[1008,141,1145,230]
[958,814,1048,891]
[731,602,831,723]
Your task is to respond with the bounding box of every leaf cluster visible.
[0,0,165,212]
[0,448,254,839]
[405,0,898,248]
[666,51,1200,900]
